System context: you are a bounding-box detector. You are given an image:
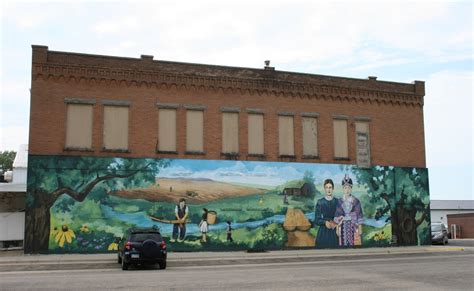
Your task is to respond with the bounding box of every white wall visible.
[12,168,27,184]
[0,212,25,241]
[431,210,474,226]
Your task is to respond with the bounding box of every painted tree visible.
[352,166,430,245]
[302,170,317,197]
[25,156,169,253]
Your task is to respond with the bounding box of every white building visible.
[0,144,27,249]
[430,200,474,226]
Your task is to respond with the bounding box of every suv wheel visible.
[122,258,129,270]
[159,261,167,270]
[118,253,122,264]
[142,239,160,258]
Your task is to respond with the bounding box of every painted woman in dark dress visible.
[314,179,338,248]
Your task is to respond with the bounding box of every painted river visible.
[101,205,390,235]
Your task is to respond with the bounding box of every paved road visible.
[448,239,474,247]
[1,252,473,290]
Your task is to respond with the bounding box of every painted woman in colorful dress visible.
[314,179,338,248]
[334,174,364,247]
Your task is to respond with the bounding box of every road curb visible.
[0,247,470,272]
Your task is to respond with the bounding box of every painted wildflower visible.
[51,227,58,238]
[80,225,89,233]
[374,231,385,242]
[55,225,75,247]
[108,242,119,251]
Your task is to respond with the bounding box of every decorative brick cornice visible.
[32,62,424,107]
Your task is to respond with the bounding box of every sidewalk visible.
[0,245,470,272]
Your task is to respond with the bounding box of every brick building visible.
[447,213,474,239]
[30,45,426,167]
[430,200,474,238]
[25,45,431,253]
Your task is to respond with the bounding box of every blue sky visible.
[0,0,472,200]
[159,159,347,187]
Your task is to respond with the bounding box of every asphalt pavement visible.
[0,242,472,272]
[1,250,473,290]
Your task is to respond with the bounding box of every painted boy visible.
[226,221,233,242]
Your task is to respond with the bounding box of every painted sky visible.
[158,159,349,187]
[0,0,472,200]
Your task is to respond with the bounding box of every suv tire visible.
[159,261,167,270]
[142,239,160,258]
[118,253,122,264]
[122,258,129,270]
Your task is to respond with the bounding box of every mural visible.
[25,156,431,253]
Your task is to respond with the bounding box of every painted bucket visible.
[207,211,217,225]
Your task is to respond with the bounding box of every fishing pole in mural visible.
[25,156,431,253]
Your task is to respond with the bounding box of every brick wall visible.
[29,46,427,168]
[448,213,474,238]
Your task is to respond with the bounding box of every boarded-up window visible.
[222,112,239,153]
[158,109,177,152]
[65,104,93,149]
[302,117,318,157]
[355,122,369,134]
[248,114,264,155]
[103,106,129,150]
[186,110,204,152]
[278,116,295,156]
[355,121,370,167]
[333,119,348,158]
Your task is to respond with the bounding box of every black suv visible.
[117,227,167,270]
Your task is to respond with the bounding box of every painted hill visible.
[113,178,267,204]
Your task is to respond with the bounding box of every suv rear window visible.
[130,233,162,242]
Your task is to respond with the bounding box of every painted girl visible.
[334,174,364,247]
[199,208,209,243]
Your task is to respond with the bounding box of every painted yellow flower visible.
[379,231,385,240]
[55,225,75,247]
[374,231,385,242]
[80,225,89,233]
[108,242,118,251]
[51,227,58,238]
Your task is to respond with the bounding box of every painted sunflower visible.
[373,231,385,242]
[108,242,118,251]
[51,227,58,238]
[55,225,76,247]
[80,225,89,233]
[378,231,385,240]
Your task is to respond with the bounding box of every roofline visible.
[33,44,423,87]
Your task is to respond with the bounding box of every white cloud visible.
[90,17,141,37]
[424,70,473,167]
[0,125,29,151]
[2,2,60,29]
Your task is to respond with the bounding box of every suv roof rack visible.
[130,226,160,233]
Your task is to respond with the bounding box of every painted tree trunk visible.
[392,203,418,246]
[24,205,51,253]
[24,189,54,253]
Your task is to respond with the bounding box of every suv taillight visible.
[160,240,166,249]
[125,241,132,250]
